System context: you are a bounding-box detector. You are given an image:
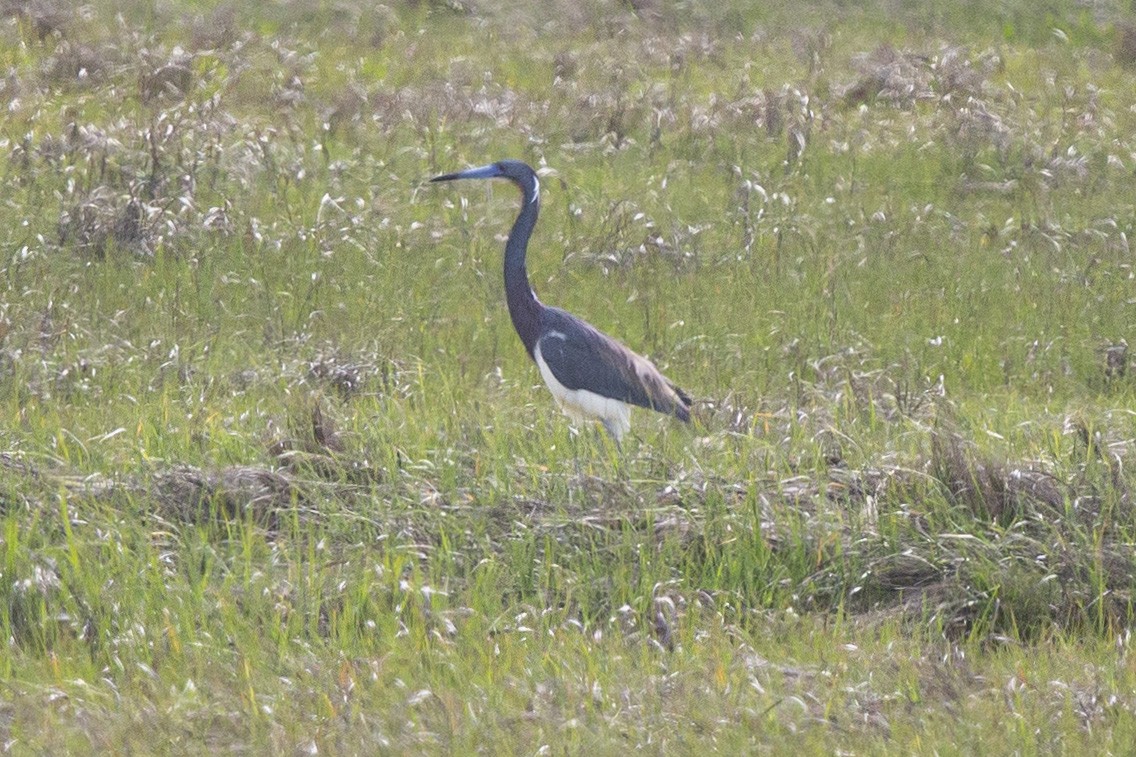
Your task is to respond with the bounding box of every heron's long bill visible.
[430,164,503,183]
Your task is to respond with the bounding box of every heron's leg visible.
[600,418,623,453]
[568,425,584,482]
[598,419,629,481]
[565,424,603,500]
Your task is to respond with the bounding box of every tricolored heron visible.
[430,159,692,443]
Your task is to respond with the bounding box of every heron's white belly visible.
[533,344,631,440]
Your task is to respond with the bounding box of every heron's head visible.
[430,160,539,200]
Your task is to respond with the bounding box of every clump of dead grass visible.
[266,397,385,485]
[138,47,194,103]
[147,464,294,527]
[2,0,69,40]
[929,423,1065,524]
[304,346,395,400]
[842,44,999,108]
[58,190,153,259]
[1116,20,1136,67]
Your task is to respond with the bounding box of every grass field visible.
[3,0,1136,751]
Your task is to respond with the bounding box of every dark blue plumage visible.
[431,159,691,442]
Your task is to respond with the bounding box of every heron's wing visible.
[536,318,691,421]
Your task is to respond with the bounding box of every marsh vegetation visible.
[2,0,1136,751]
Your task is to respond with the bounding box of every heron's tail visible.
[667,381,693,423]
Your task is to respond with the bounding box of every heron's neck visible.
[505,186,543,357]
